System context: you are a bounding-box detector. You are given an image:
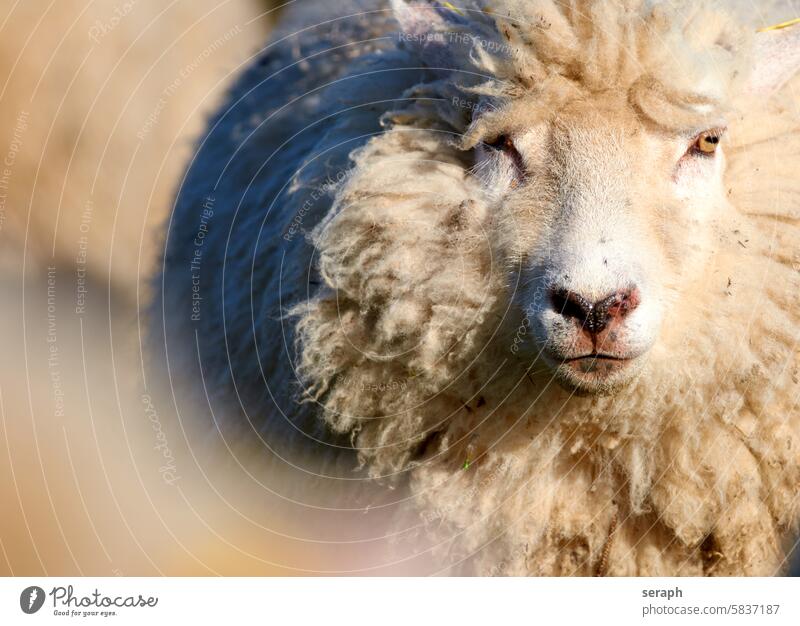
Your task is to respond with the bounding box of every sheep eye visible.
[691,130,724,156]
[487,134,515,152]
[484,134,525,180]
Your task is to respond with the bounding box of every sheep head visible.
[297,0,800,473]
[379,0,800,394]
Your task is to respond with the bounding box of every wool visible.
[160,0,800,575]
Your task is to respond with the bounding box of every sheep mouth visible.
[546,353,641,394]
[565,354,631,366]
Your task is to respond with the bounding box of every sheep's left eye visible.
[691,130,724,156]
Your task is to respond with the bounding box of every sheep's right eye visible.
[484,134,526,180]
[487,135,515,152]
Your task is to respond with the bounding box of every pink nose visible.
[550,287,640,339]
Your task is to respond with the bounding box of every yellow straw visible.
[757,17,800,32]
[442,2,465,16]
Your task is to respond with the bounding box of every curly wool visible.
[291,0,800,575]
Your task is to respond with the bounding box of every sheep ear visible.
[391,0,451,40]
[748,25,800,95]
[391,0,466,67]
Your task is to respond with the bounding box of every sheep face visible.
[307,0,799,414]
[472,94,729,394]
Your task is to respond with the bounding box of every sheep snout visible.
[531,282,652,393]
[549,286,640,341]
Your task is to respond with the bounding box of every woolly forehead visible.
[459,84,730,151]
[394,1,749,141]
[490,0,749,94]
[465,3,749,147]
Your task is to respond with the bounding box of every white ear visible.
[391,0,474,71]
[391,0,451,40]
[748,24,800,95]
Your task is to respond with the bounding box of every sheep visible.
[159,0,800,575]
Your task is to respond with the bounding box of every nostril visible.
[549,286,640,337]
[598,287,640,322]
[550,288,594,323]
